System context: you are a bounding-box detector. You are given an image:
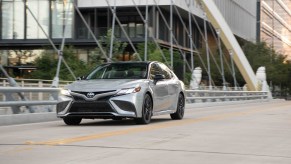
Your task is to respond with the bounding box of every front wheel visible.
[170,93,185,120]
[135,94,153,124]
[63,117,82,125]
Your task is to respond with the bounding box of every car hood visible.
[65,79,147,92]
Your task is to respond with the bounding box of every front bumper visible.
[57,91,141,119]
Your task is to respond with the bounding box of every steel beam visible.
[197,0,258,91]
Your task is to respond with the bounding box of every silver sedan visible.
[57,61,185,125]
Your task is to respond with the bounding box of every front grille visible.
[71,90,116,101]
[69,101,115,113]
[72,96,84,101]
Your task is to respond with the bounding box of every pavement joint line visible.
[25,103,291,146]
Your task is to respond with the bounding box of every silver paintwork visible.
[57,61,185,119]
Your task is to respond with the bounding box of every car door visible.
[158,63,179,111]
[149,63,169,113]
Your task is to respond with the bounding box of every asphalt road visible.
[1,100,291,164]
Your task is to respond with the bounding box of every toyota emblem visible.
[87,92,95,98]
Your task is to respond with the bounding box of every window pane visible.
[129,23,135,37]
[26,0,49,39]
[14,0,24,39]
[136,24,144,38]
[1,0,24,39]
[120,24,128,38]
[1,2,13,39]
[52,0,73,38]
[52,0,63,38]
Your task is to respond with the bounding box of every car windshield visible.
[86,63,148,79]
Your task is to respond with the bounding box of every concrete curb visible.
[0,112,59,126]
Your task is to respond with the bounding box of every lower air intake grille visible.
[69,102,115,113]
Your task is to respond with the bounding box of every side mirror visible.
[153,74,165,82]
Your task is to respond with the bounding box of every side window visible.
[158,63,172,79]
[149,63,162,80]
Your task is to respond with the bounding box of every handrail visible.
[0,87,60,107]
[186,90,268,94]
[0,78,73,83]
[0,87,60,93]
[0,78,72,88]
[186,90,270,103]
[0,87,271,114]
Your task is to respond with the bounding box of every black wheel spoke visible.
[170,93,185,120]
[136,94,152,124]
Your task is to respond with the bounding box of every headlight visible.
[60,89,71,97]
[115,86,141,96]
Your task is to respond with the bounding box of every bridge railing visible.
[0,78,270,114]
[0,86,60,114]
[186,90,269,103]
[0,88,270,114]
[0,78,72,102]
[0,87,60,107]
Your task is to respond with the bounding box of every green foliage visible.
[31,46,92,81]
[194,46,229,87]
[30,52,56,80]
[240,41,289,86]
[194,38,291,95]
[137,42,187,83]
[31,29,129,81]
[89,29,127,64]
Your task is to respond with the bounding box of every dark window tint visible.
[86,63,148,79]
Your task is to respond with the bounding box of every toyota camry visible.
[57,61,185,125]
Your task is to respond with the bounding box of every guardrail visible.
[0,78,71,103]
[186,90,269,103]
[0,78,72,87]
[0,87,60,107]
[0,86,270,113]
[0,87,60,114]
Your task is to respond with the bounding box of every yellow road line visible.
[26,103,290,146]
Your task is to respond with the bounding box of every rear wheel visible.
[170,93,185,120]
[135,94,153,124]
[63,117,82,125]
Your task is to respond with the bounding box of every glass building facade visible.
[0,0,259,72]
[0,0,202,67]
[261,0,291,60]
[0,0,74,40]
[0,0,75,73]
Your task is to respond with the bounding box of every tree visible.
[240,40,291,96]
[9,50,37,65]
[191,37,291,94]
[31,30,129,81]
[31,46,92,81]
[137,42,186,84]
[89,29,127,64]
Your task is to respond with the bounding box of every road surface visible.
[1,100,291,164]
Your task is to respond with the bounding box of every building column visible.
[0,50,8,65]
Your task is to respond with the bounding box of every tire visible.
[63,117,82,125]
[170,93,185,120]
[135,94,153,124]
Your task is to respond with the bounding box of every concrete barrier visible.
[0,112,59,126]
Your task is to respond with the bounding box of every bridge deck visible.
[0,100,290,164]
